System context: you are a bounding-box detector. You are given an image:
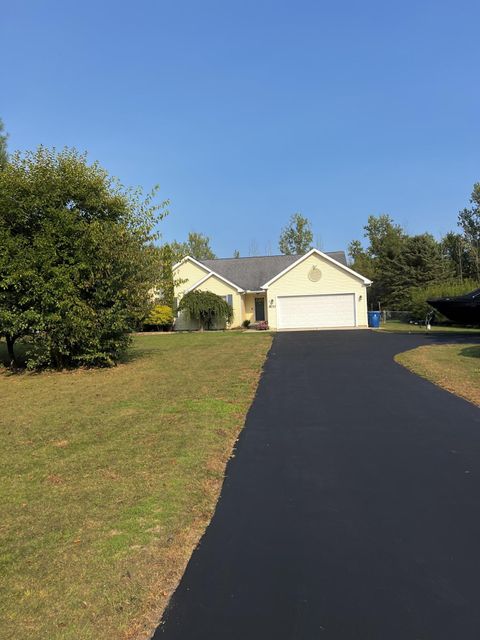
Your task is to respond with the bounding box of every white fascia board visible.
[184,273,212,293]
[184,271,244,294]
[173,255,243,292]
[172,255,211,273]
[261,248,372,288]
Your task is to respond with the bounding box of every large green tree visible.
[0,146,166,369]
[279,213,313,255]
[458,183,480,280]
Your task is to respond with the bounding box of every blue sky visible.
[2,0,479,257]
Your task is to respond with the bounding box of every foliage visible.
[409,279,479,321]
[242,319,251,328]
[348,239,375,280]
[178,290,233,330]
[154,243,187,307]
[233,249,240,258]
[279,213,313,255]
[378,233,451,308]
[0,146,166,369]
[256,320,269,330]
[363,213,405,259]
[458,183,480,280]
[441,232,477,281]
[350,215,451,309]
[170,231,216,260]
[0,118,7,168]
[144,304,174,329]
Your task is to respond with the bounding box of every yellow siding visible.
[173,260,210,295]
[244,293,256,322]
[173,259,210,330]
[243,293,267,323]
[266,253,369,329]
[173,258,243,330]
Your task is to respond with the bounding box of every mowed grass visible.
[379,319,480,334]
[0,332,272,640]
[396,343,480,406]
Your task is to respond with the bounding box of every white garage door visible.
[277,294,356,329]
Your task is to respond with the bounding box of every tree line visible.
[348,194,480,313]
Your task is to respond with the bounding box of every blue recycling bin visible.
[368,311,381,328]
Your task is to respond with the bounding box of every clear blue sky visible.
[2,1,479,257]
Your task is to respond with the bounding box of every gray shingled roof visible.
[200,251,347,291]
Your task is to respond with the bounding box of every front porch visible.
[243,292,267,325]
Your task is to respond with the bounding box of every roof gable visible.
[260,249,372,288]
[199,252,349,291]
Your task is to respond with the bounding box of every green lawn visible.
[0,332,272,640]
[377,319,480,335]
[396,343,480,406]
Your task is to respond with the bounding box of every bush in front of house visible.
[178,290,233,330]
[144,305,174,331]
[256,320,269,330]
[242,319,251,328]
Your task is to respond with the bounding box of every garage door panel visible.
[277,294,356,329]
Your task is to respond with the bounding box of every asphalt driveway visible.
[153,330,480,639]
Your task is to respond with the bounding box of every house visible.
[173,248,372,331]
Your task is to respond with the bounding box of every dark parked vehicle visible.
[428,287,480,325]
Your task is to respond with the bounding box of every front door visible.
[255,297,265,322]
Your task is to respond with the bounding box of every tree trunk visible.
[5,334,17,368]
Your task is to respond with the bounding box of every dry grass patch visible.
[395,343,480,406]
[0,332,272,640]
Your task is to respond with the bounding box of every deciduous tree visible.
[0,146,166,369]
[458,183,480,280]
[278,213,313,255]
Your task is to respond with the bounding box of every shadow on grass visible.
[460,345,480,359]
[0,338,149,372]
[0,341,30,370]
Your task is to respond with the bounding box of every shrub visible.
[242,319,251,328]
[256,320,269,330]
[409,279,479,322]
[144,305,174,331]
[178,290,233,330]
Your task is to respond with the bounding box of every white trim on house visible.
[173,255,244,293]
[172,255,212,273]
[276,292,357,329]
[260,248,372,288]
[183,268,244,294]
